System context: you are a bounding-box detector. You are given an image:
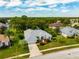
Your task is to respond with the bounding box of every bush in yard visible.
[75,36,79,42]
[17,33,24,40]
[45,28,57,37]
[55,35,67,44]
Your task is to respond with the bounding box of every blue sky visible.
[0,0,79,17]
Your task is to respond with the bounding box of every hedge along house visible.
[0,34,10,48]
[60,27,79,38]
[24,29,52,58]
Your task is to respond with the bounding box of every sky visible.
[0,0,79,17]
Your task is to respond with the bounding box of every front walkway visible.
[28,43,42,57]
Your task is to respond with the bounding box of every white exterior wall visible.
[49,26,56,29]
[0,42,3,47]
[0,40,10,47]
[61,33,68,38]
[5,41,9,46]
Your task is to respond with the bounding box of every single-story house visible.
[0,23,8,29]
[60,27,79,38]
[0,34,10,48]
[49,21,63,29]
[70,19,79,27]
[24,29,52,44]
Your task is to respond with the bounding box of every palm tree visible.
[4,29,14,40]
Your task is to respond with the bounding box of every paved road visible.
[30,48,79,59]
[6,44,79,59]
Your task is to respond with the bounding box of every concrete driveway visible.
[28,43,42,57]
[29,48,79,59]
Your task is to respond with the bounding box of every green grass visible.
[43,45,79,54]
[0,40,29,59]
[38,35,79,54]
[0,35,78,59]
[38,35,79,50]
[13,55,29,59]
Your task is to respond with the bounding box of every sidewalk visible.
[5,44,79,59]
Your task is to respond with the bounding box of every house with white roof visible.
[24,29,52,58]
[60,27,79,38]
[24,29,52,44]
[0,22,8,29]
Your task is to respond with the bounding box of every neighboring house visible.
[24,29,52,44]
[0,34,10,48]
[70,19,79,27]
[0,22,8,29]
[49,21,63,29]
[0,22,9,34]
[60,27,79,38]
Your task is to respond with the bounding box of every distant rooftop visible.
[60,27,79,36]
[0,34,9,42]
[0,22,8,29]
[49,21,63,27]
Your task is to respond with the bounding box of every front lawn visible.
[0,40,29,59]
[13,55,29,59]
[38,35,79,50]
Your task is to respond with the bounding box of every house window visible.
[37,36,40,40]
[0,41,1,45]
[0,41,2,47]
[49,37,51,40]
[2,42,6,47]
[41,36,44,39]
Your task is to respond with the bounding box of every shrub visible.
[45,28,57,37]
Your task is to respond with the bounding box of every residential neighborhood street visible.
[30,48,79,59]
[0,0,79,59]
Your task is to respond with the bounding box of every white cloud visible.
[14,7,52,13]
[25,0,79,7]
[61,9,70,12]
[34,7,51,10]
[25,7,52,12]
[44,0,78,4]
[0,0,78,13]
[48,4,58,8]
[25,0,59,7]
[59,0,77,3]
[42,0,59,4]
[0,0,7,6]
[6,0,22,7]
[53,8,59,11]
[0,0,78,8]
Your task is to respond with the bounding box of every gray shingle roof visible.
[24,29,52,44]
[60,27,79,37]
[0,23,7,29]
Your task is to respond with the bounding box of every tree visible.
[21,15,27,20]
[4,29,14,40]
